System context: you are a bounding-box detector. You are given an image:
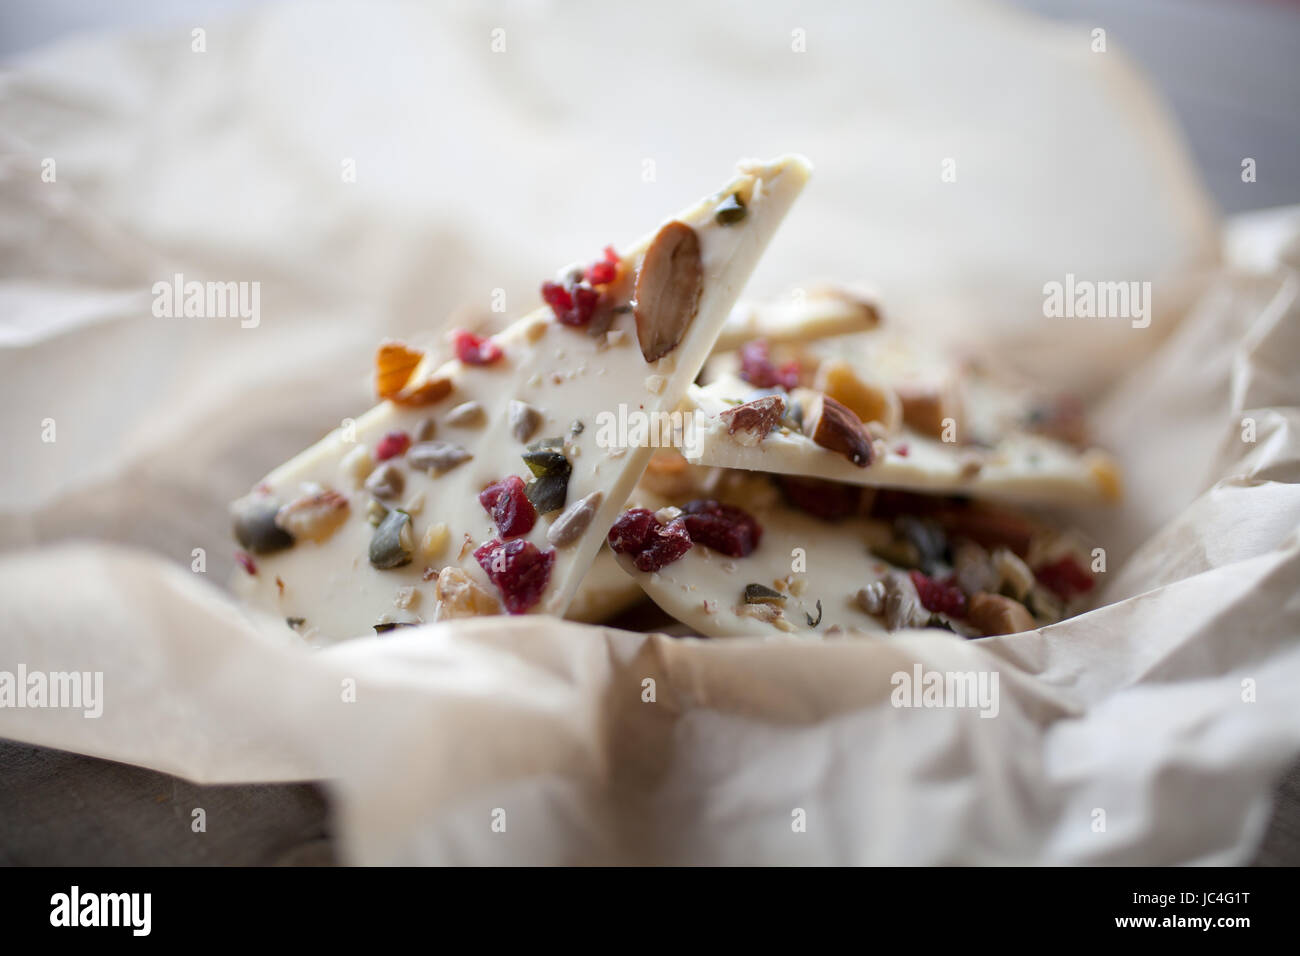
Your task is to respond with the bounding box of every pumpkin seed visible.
[369,510,414,569]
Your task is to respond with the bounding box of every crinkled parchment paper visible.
[2,0,1297,864]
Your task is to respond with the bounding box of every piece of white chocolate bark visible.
[231,156,811,642]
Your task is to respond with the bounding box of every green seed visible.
[231,493,294,553]
[521,447,570,479]
[526,473,568,515]
[715,192,747,225]
[743,583,786,605]
[369,510,414,569]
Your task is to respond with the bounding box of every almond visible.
[634,220,703,363]
[804,393,875,466]
[967,591,1036,637]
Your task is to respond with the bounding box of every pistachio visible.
[508,400,544,443]
[231,493,294,553]
[274,489,350,543]
[521,446,570,479]
[369,510,414,569]
[804,393,875,466]
[445,401,486,428]
[967,592,1036,637]
[720,395,785,446]
[364,462,405,500]
[743,583,786,606]
[714,192,747,225]
[546,491,602,547]
[634,220,703,362]
[407,440,472,476]
[525,473,568,515]
[433,566,500,620]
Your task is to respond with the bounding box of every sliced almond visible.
[804,393,875,467]
[634,220,703,363]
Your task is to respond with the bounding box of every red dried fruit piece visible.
[895,443,910,457]
[235,550,257,575]
[681,499,762,557]
[1034,555,1095,600]
[375,431,411,461]
[584,246,621,286]
[474,538,556,614]
[909,570,967,617]
[778,476,863,521]
[608,508,658,553]
[452,329,504,366]
[541,280,600,327]
[607,509,693,572]
[479,475,537,538]
[738,340,799,390]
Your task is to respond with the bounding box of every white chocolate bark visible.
[231,156,811,642]
[685,328,1122,506]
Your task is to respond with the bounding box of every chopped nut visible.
[804,393,875,466]
[508,400,544,443]
[634,220,703,362]
[789,577,807,597]
[393,377,452,407]
[364,462,405,500]
[719,395,785,446]
[339,445,374,489]
[394,586,420,610]
[734,601,795,631]
[959,453,984,480]
[433,566,500,619]
[860,572,930,630]
[445,401,486,428]
[547,491,603,547]
[653,505,683,525]
[407,440,472,476]
[274,489,350,542]
[366,499,389,526]
[644,374,666,394]
[525,319,548,343]
[814,360,900,434]
[419,522,450,559]
[992,547,1035,600]
[415,418,437,442]
[402,491,426,516]
[967,591,1035,636]
[605,329,627,347]
[953,540,998,596]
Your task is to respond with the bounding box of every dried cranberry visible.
[375,430,411,461]
[474,538,555,614]
[234,550,257,575]
[608,508,657,553]
[738,340,799,390]
[584,246,620,285]
[607,509,693,572]
[778,476,862,521]
[541,280,600,327]
[680,499,762,557]
[909,570,967,617]
[894,443,910,457]
[452,329,503,366]
[479,475,537,538]
[1034,555,1094,600]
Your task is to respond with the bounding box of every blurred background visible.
[3,0,1297,213]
